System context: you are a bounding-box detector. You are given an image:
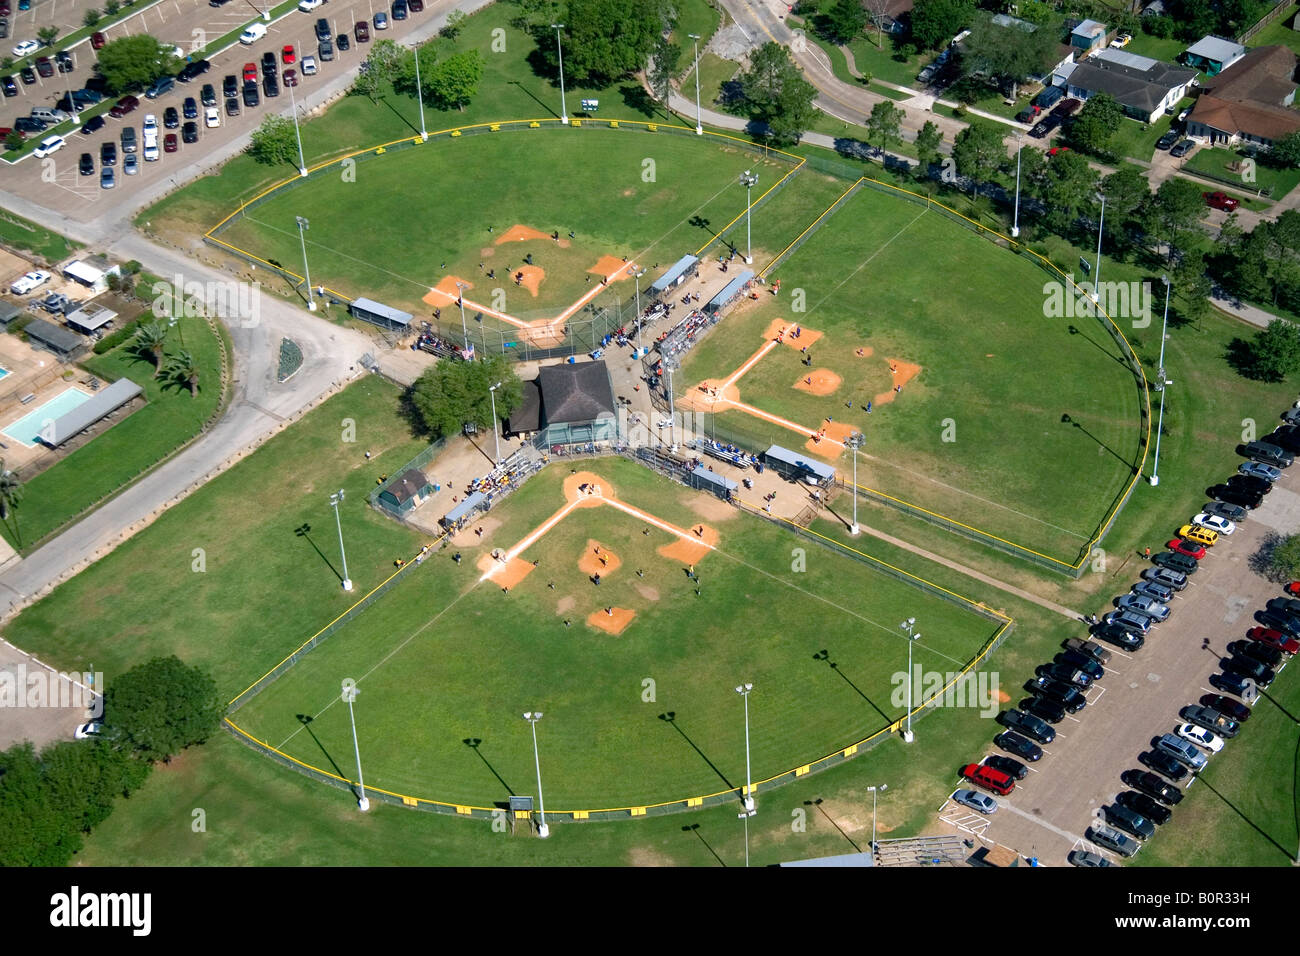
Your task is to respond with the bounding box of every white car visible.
[301,54,317,76]
[298,0,324,9]
[12,39,39,58]
[10,270,51,295]
[1176,722,1225,753]
[74,721,103,739]
[239,22,268,44]
[204,106,220,128]
[143,113,158,135]
[33,134,66,158]
[1191,512,1235,535]
[143,140,160,162]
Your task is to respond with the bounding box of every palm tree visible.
[167,350,200,397]
[0,462,23,549]
[132,321,169,378]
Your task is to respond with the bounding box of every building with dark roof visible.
[25,317,84,359]
[1065,51,1197,122]
[1186,46,1300,148]
[507,360,619,449]
[377,468,433,514]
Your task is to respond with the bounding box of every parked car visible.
[99,140,115,165]
[1105,802,1158,839]
[163,106,180,129]
[301,54,318,76]
[80,114,105,135]
[90,31,106,50]
[1246,626,1300,655]
[224,96,240,117]
[1202,500,1248,522]
[1102,609,1153,635]
[316,16,332,40]
[408,0,423,10]
[1036,661,1093,688]
[1020,695,1066,724]
[1267,596,1300,618]
[1116,790,1172,826]
[1166,538,1207,560]
[952,788,998,814]
[100,165,115,189]
[298,0,323,9]
[1055,649,1106,679]
[163,132,178,153]
[1188,515,1234,538]
[1116,593,1170,622]
[261,52,277,74]
[109,95,140,118]
[123,152,138,175]
[1176,722,1225,753]
[1267,426,1300,453]
[1029,114,1063,139]
[177,59,211,82]
[1123,769,1184,806]
[392,0,407,19]
[223,74,239,98]
[262,74,279,98]
[960,762,1015,796]
[74,721,103,740]
[13,116,47,133]
[181,120,199,143]
[239,22,268,44]
[1258,610,1300,638]
[1203,191,1239,211]
[1088,823,1140,857]
[1069,849,1115,867]
[1199,694,1251,723]
[201,82,218,107]
[1130,580,1174,604]
[1232,639,1283,669]
[355,20,370,42]
[282,44,296,64]
[283,68,297,87]
[242,81,260,108]
[1052,97,1081,117]
[996,709,1056,744]
[33,55,52,78]
[1228,473,1272,496]
[993,730,1042,762]
[1063,637,1111,664]
[1140,748,1190,782]
[318,36,333,61]
[1180,704,1241,738]
[1209,485,1264,509]
[1177,524,1219,548]
[1142,566,1188,591]
[982,755,1027,780]
[143,136,159,161]
[78,151,93,175]
[11,38,37,57]
[1153,550,1199,573]
[204,106,220,128]
[373,11,389,29]
[1015,105,1040,124]
[1238,461,1281,483]
[183,95,199,119]
[1209,670,1256,697]
[1155,733,1208,771]
[336,32,350,51]
[1223,654,1274,685]
[243,62,259,83]
[145,75,175,99]
[1169,139,1195,157]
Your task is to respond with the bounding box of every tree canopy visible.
[103,656,224,763]
[408,355,524,438]
[737,42,817,146]
[95,35,178,93]
[909,0,974,51]
[960,11,1059,99]
[548,0,668,86]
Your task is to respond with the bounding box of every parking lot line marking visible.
[1065,715,1081,723]
[998,799,1089,845]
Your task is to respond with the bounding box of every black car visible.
[1228,473,1272,496]
[1153,550,1199,573]
[1116,790,1173,826]
[56,50,74,72]
[20,66,35,85]
[1209,484,1264,509]
[983,755,1028,780]
[1140,748,1190,782]
[315,16,332,41]
[1,75,17,97]
[1056,650,1105,680]
[181,120,199,144]
[176,58,211,82]
[1200,694,1251,723]
[13,116,47,133]
[1256,609,1300,638]
[336,32,350,51]
[1155,129,1180,150]
[1091,621,1144,651]
[1224,654,1274,684]
[1020,696,1066,724]
[163,106,180,129]
[223,74,238,98]
[200,82,217,107]
[1036,661,1092,688]
[99,140,116,166]
[80,114,105,135]
[1029,114,1062,139]
[1104,803,1155,840]
[996,708,1055,744]
[1232,639,1284,668]
[78,151,93,175]
[225,96,240,117]
[392,0,407,18]
[1266,426,1300,453]
[1210,670,1256,697]
[182,96,199,119]
[1123,769,1184,806]
[263,74,279,98]
[1202,500,1247,523]
[994,730,1042,762]
[1026,677,1087,712]
[262,51,277,75]
[1266,596,1300,619]
[242,80,260,107]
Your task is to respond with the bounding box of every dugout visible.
[441,491,487,530]
[377,468,433,515]
[349,297,413,333]
[763,444,836,486]
[703,269,755,315]
[527,360,620,450]
[649,255,700,297]
[690,465,737,501]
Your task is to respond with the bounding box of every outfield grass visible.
[679,184,1143,563]
[0,209,83,262]
[231,457,999,810]
[0,314,228,551]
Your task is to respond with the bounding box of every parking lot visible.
[937,492,1299,864]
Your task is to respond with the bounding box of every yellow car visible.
[1178,524,1219,547]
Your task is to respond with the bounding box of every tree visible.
[103,656,223,763]
[909,0,974,50]
[1068,91,1123,158]
[1146,177,1205,261]
[0,461,22,548]
[105,0,121,13]
[36,26,59,48]
[1171,249,1212,325]
[353,38,404,99]
[247,114,298,167]
[426,49,484,111]
[132,320,169,377]
[83,7,102,27]
[1272,532,1300,580]
[647,34,680,105]
[960,11,1059,99]
[441,9,466,39]
[408,355,524,438]
[1100,163,1151,250]
[1246,320,1300,383]
[866,100,904,155]
[95,35,177,93]
[552,0,665,86]
[951,120,1006,189]
[1042,150,1100,233]
[914,120,944,179]
[863,0,895,48]
[1270,131,1300,169]
[825,0,868,43]
[5,131,22,151]
[167,350,200,397]
[738,42,817,146]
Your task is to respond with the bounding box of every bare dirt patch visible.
[657,524,718,565]
[424,275,473,307]
[451,515,501,547]
[510,265,544,297]
[587,606,636,634]
[793,368,841,396]
[683,491,737,523]
[874,359,922,406]
[496,224,564,245]
[578,540,622,577]
[635,584,660,601]
[762,317,824,349]
[556,595,576,614]
[590,255,635,282]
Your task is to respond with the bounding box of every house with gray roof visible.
[1065,51,1198,122]
[1183,36,1247,76]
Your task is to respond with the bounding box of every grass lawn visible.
[1183,147,1300,201]
[0,314,228,551]
[1247,15,1300,57]
[2,377,427,699]
[0,209,83,263]
[680,51,739,111]
[669,0,724,60]
[1122,33,1189,65]
[844,35,926,88]
[1106,109,1184,164]
[678,184,1143,565]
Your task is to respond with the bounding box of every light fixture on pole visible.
[845,431,864,535]
[288,78,307,177]
[739,170,758,265]
[455,280,470,351]
[488,381,503,466]
[628,266,646,356]
[689,33,703,135]
[551,24,568,125]
[1151,274,1171,487]
[867,784,887,855]
[735,682,755,811]
[899,618,921,743]
[295,216,316,312]
[342,680,368,811]
[412,40,428,141]
[666,362,678,452]
[523,711,549,838]
[1092,191,1106,304]
[1011,132,1022,239]
[329,488,352,591]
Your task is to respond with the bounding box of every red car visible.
[960,762,1015,796]
[243,62,258,82]
[408,0,423,9]
[1283,580,1300,595]
[163,132,178,152]
[1053,97,1082,117]
[1166,538,1207,560]
[281,44,295,64]
[1246,626,1300,655]
[1048,146,1071,156]
[91,31,106,50]
[283,68,297,87]
[1203,191,1239,211]
[108,95,139,118]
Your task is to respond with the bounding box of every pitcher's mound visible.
[794,369,841,396]
[588,606,635,635]
[497,224,569,246]
[578,540,621,576]
[509,264,544,297]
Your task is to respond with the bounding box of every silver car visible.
[1239,461,1281,482]
[1116,593,1170,622]
[1131,580,1174,603]
[952,789,997,814]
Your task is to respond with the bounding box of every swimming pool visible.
[1,387,92,447]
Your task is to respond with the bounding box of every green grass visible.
[1,314,227,551]
[1246,15,1300,57]
[843,35,926,88]
[1122,33,1189,65]
[679,185,1143,563]
[0,209,83,262]
[679,51,738,112]
[1105,108,1185,164]
[669,0,723,55]
[1183,147,1300,201]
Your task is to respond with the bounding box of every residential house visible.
[1186,45,1300,148]
[1182,36,1247,76]
[1069,19,1108,55]
[1066,49,1198,122]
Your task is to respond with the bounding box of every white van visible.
[239,22,268,44]
[33,135,66,158]
[143,131,159,162]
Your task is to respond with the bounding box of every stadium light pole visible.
[295,216,316,312]
[488,381,503,466]
[1010,132,1022,239]
[628,266,646,356]
[735,682,755,811]
[1091,191,1106,304]
[899,618,921,743]
[412,40,428,141]
[523,711,549,838]
[1151,274,1171,487]
[455,280,470,351]
[329,488,352,591]
[342,680,368,811]
[845,431,863,535]
[867,784,887,856]
[551,24,568,125]
[689,33,703,134]
[739,170,758,265]
[287,78,308,177]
